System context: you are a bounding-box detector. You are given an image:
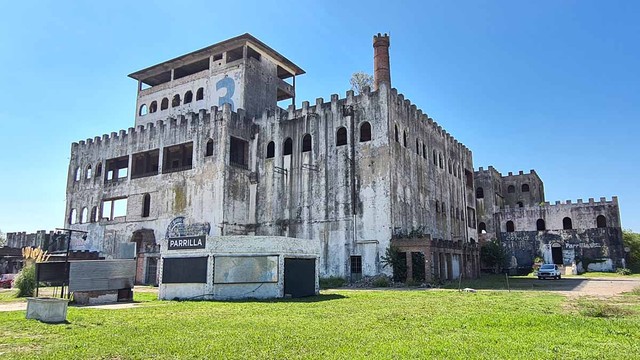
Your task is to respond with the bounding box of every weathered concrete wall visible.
[501,170,544,207]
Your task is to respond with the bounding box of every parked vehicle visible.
[0,273,16,288]
[537,264,561,280]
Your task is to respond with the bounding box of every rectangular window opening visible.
[230,136,249,169]
[101,197,127,221]
[162,142,193,174]
[350,255,362,281]
[105,156,129,183]
[226,47,244,63]
[247,46,261,61]
[174,58,210,80]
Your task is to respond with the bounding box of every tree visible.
[381,246,407,282]
[623,230,640,272]
[0,229,5,247]
[350,72,373,95]
[480,240,509,273]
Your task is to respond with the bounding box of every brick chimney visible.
[373,33,391,91]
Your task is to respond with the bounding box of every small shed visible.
[159,236,320,300]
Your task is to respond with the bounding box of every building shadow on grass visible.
[175,293,348,303]
[441,274,588,292]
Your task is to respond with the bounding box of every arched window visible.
[90,206,97,223]
[283,138,292,155]
[86,165,92,179]
[161,98,169,110]
[142,193,151,218]
[172,94,181,107]
[205,139,214,157]
[506,221,515,232]
[96,162,102,178]
[416,139,420,155]
[433,150,437,165]
[517,201,524,208]
[302,134,312,152]
[196,87,204,101]
[266,141,275,158]
[139,104,148,116]
[336,127,347,146]
[522,184,530,192]
[75,167,81,182]
[448,160,452,174]
[563,217,573,230]
[149,101,158,113]
[422,144,427,159]
[476,187,484,199]
[537,219,546,231]
[360,122,372,142]
[69,209,77,225]
[435,200,440,213]
[507,185,515,193]
[478,222,486,233]
[80,208,88,224]
[596,215,607,228]
[184,91,193,104]
[394,125,399,142]
[403,131,407,147]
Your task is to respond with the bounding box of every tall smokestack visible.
[373,33,391,91]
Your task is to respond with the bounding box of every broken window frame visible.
[105,156,130,183]
[131,149,160,179]
[229,136,249,169]
[162,142,194,174]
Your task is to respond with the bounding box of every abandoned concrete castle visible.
[7,33,625,285]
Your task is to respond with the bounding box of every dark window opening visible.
[266,141,275,158]
[247,46,261,61]
[596,215,607,228]
[227,46,244,63]
[435,200,440,213]
[439,154,443,169]
[139,104,148,116]
[184,91,193,104]
[350,255,362,281]
[90,206,97,223]
[205,139,214,157]
[506,221,515,232]
[162,142,193,173]
[433,150,437,165]
[149,101,157,113]
[140,71,171,88]
[302,134,312,153]
[507,185,515,193]
[476,187,484,199]
[142,193,151,218]
[336,127,347,146]
[517,201,524,208]
[478,222,487,233]
[403,131,407,147]
[95,162,102,178]
[465,170,473,189]
[173,58,210,80]
[448,160,452,174]
[422,144,427,159]
[467,207,476,228]
[161,98,169,110]
[213,53,223,62]
[172,94,180,108]
[230,136,248,168]
[360,122,371,142]
[131,150,159,179]
[283,138,293,156]
[394,125,399,142]
[537,219,546,231]
[551,244,563,265]
[105,156,129,182]
[522,184,530,192]
[563,217,573,230]
[416,139,420,155]
[196,88,204,101]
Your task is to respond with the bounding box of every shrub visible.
[617,268,632,276]
[319,276,346,289]
[381,246,407,282]
[372,277,389,288]
[14,264,36,297]
[578,301,633,318]
[480,240,509,273]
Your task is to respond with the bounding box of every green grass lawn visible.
[1,289,639,359]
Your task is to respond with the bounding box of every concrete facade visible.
[60,33,479,284]
[475,166,624,273]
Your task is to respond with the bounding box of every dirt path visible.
[556,277,640,297]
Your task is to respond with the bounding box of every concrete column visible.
[406,252,413,282]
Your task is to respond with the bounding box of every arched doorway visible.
[131,229,159,285]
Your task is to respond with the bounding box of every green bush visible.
[372,277,389,287]
[319,276,346,289]
[578,301,633,318]
[617,268,632,276]
[623,230,640,272]
[480,240,509,273]
[405,278,420,287]
[14,264,36,297]
[381,246,407,282]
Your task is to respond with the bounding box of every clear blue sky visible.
[0,0,638,233]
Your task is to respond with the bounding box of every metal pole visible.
[63,230,71,299]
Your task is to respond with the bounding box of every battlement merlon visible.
[127,33,305,91]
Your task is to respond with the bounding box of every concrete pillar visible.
[406,252,413,281]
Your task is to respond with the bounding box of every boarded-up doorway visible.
[284,258,315,298]
[551,243,563,265]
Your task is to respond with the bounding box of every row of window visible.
[139,88,205,116]
[264,122,373,159]
[69,194,152,224]
[476,184,530,199]
[394,124,463,180]
[477,215,608,233]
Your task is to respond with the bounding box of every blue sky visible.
[0,0,638,233]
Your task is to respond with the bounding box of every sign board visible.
[168,235,206,250]
[214,256,278,284]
